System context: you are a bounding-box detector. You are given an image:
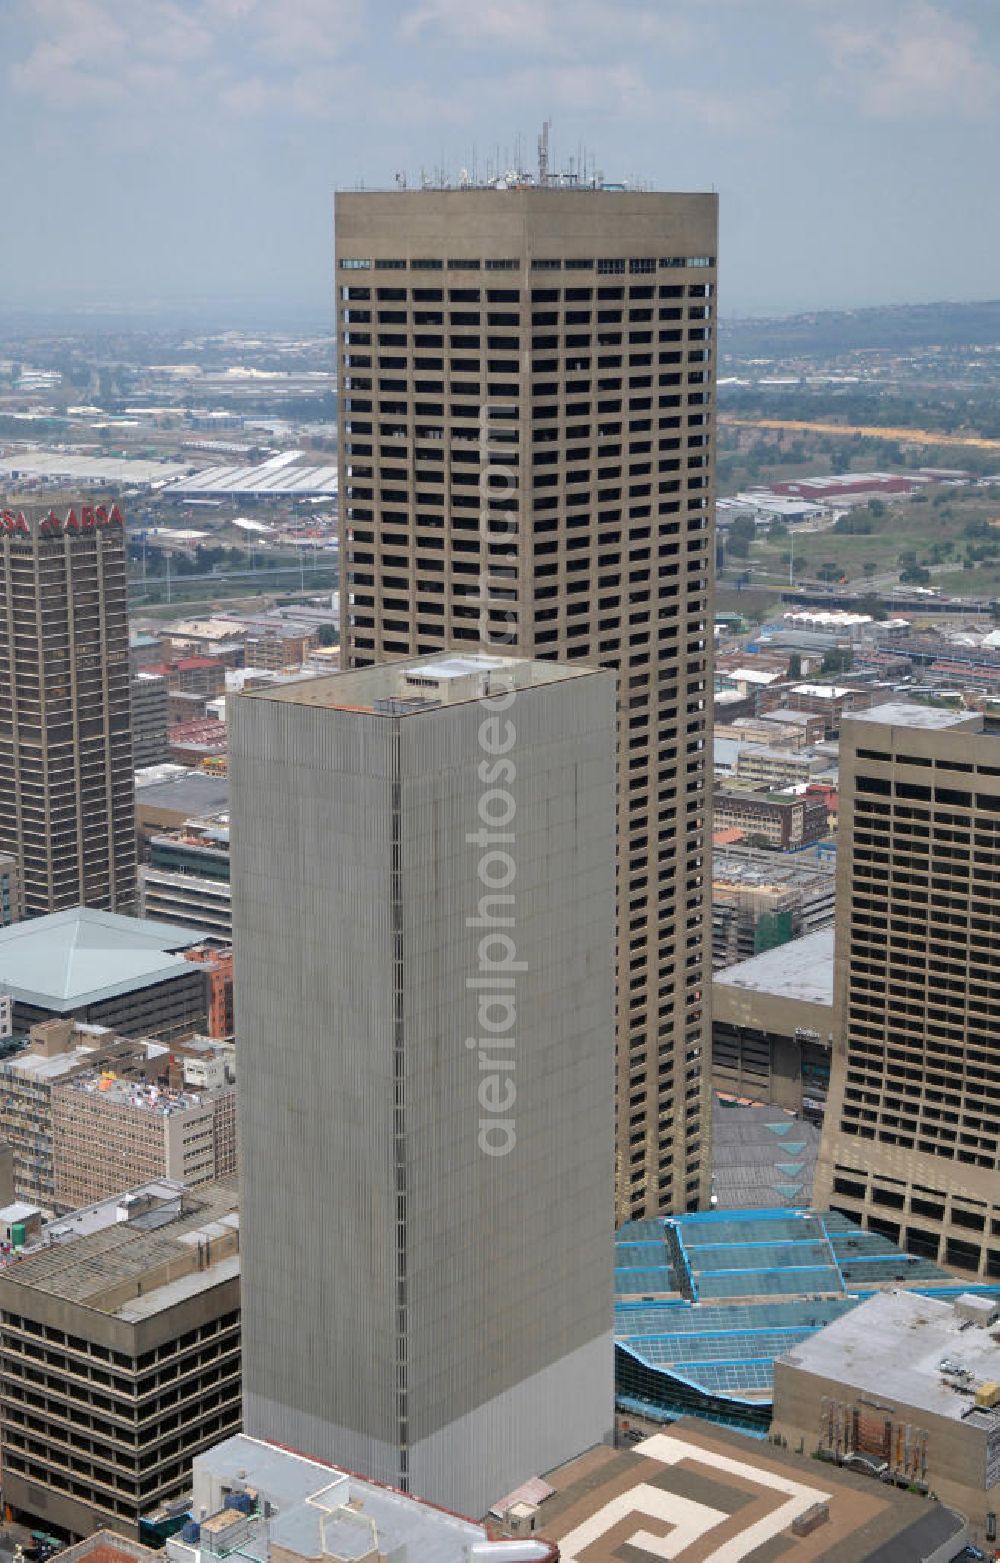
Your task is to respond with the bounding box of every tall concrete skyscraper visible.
[230,652,616,1516]
[336,183,717,1220]
[814,703,1000,1280]
[0,504,136,916]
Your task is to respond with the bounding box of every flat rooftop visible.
[135,770,231,816]
[0,908,204,1011]
[61,1072,211,1115]
[532,1419,965,1563]
[184,1435,540,1563]
[713,927,835,1009]
[0,1181,238,1314]
[614,1207,997,1430]
[847,700,980,731]
[238,651,601,715]
[779,1289,1000,1426]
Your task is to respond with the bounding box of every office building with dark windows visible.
[336,182,717,1220]
[815,703,1000,1279]
[0,504,135,916]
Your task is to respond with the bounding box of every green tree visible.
[787,653,802,679]
[821,647,853,674]
[863,561,877,579]
[900,564,931,585]
[816,562,842,583]
[857,592,887,621]
[867,497,886,519]
[317,623,338,647]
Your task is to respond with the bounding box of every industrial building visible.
[164,1435,556,1563]
[337,183,717,1222]
[0,1178,241,1539]
[160,453,338,500]
[0,504,136,916]
[815,703,1000,1279]
[772,1289,1000,1551]
[712,927,834,1117]
[711,847,836,968]
[614,1206,998,1437]
[0,908,209,1041]
[229,652,616,1516]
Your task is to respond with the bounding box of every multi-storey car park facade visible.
[814,703,1000,1280]
[0,504,135,918]
[336,185,717,1219]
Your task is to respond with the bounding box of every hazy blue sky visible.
[2,0,999,322]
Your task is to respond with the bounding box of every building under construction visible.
[712,845,836,969]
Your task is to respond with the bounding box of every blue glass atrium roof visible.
[614,1206,1000,1433]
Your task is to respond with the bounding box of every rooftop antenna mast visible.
[538,119,551,186]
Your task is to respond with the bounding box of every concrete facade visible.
[772,1290,1000,1551]
[0,1180,241,1539]
[0,505,136,916]
[814,703,1000,1278]
[229,654,616,1517]
[712,928,834,1116]
[336,186,717,1222]
[0,853,22,926]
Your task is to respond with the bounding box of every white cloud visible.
[821,1,1000,120]
[398,0,705,59]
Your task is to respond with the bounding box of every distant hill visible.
[721,300,1000,357]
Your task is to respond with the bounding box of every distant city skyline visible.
[1,0,998,320]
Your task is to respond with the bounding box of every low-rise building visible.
[0,908,209,1042]
[182,947,233,1041]
[734,742,828,789]
[135,769,230,851]
[165,1435,556,1563]
[783,682,877,735]
[772,1289,1000,1551]
[0,1179,241,1539]
[140,818,231,941]
[713,786,829,851]
[525,1418,966,1563]
[757,705,828,745]
[168,720,227,768]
